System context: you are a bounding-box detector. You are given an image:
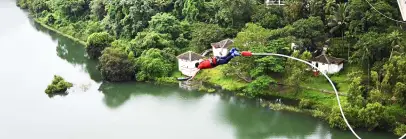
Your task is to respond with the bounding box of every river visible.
[0,0,399,139]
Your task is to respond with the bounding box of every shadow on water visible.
[98,82,206,109]
[47,92,69,98]
[30,21,102,82]
[215,94,325,139]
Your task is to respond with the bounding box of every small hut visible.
[176,51,205,76]
[265,0,285,6]
[310,54,345,74]
[211,39,234,57]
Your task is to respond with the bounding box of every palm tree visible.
[327,3,350,60]
[388,30,403,60]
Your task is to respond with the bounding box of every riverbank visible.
[32,18,86,46]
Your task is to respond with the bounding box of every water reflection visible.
[47,91,69,98]
[30,21,102,82]
[218,95,330,139]
[98,82,205,108]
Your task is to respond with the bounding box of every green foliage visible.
[252,5,285,29]
[285,51,312,94]
[190,22,226,52]
[44,13,56,25]
[327,104,361,130]
[105,0,158,38]
[327,106,349,130]
[225,23,273,79]
[135,48,173,81]
[182,0,204,21]
[243,76,275,97]
[327,37,350,58]
[148,13,182,39]
[299,99,315,109]
[86,32,114,59]
[29,0,51,15]
[213,0,255,28]
[351,32,390,66]
[17,0,31,9]
[347,76,365,107]
[357,102,386,130]
[291,16,325,49]
[54,0,88,20]
[90,0,106,20]
[98,47,136,82]
[394,124,406,136]
[130,31,174,56]
[45,75,73,94]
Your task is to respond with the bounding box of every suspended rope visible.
[243,52,362,139]
[364,0,406,23]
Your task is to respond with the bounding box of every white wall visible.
[178,59,201,76]
[311,61,343,74]
[213,48,228,57]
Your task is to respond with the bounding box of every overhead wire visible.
[363,0,406,23]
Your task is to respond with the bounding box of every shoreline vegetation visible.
[17,0,406,136]
[33,18,86,45]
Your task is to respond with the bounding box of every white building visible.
[397,0,406,21]
[176,51,205,76]
[211,39,234,57]
[310,54,345,74]
[265,0,285,6]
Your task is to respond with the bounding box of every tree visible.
[135,48,173,81]
[54,0,88,20]
[182,0,204,21]
[243,76,276,97]
[358,102,386,131]
[251,5,285,29]
[29,0,50,16]
[86,32,114,59]
[351,32,390,89]
[45,75,73,95]
[347,0,398,33]
[291,16,325,51]
[327,3,350,60]
[190,22,226,52]
[129,31,174,57]
[105,0,158,38]
[90,0,106,20]
[283,0,307,23]
[285,51,312,94]
[347,76,365,107]
[98,47,136,82]
[381,55,406,105]
[224,23,272,80]
[387,30,403,60]
[148,13,182,39]
[213,0,255,28]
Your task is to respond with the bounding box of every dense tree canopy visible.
[86,32,114,59]
[98,47,136,82]
[135,48,173,81]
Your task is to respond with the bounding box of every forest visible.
[17,0,406,136]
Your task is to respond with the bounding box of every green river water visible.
[0,0,399,138]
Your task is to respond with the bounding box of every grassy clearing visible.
[301,64,362,94]
[197,66,248,91]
